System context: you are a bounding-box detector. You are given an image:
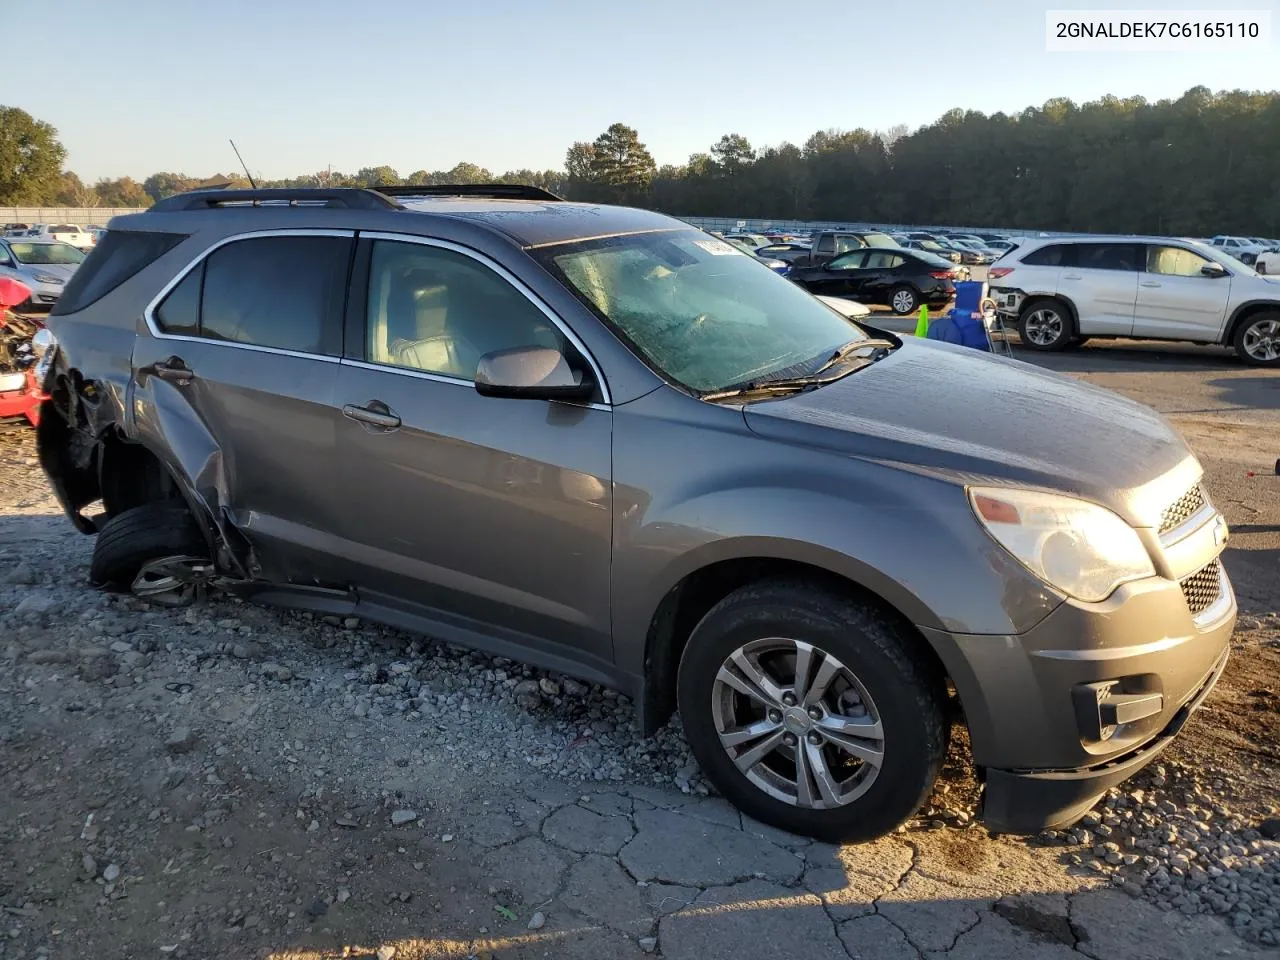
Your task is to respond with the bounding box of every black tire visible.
[1232,311,1280,367]
[888,285,919,315]
[1017,298,1074,351]
[1258,261,1267,275]
[89,501,207,589]
[676,580,948,843]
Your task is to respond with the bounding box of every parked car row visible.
[2,223,102,249]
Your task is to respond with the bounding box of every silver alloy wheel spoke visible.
[817,714,885,767]
[804,739,842,805]
[733,729,787,772]
[717,650,785,710]
[711,637,884,809]
[720,717,781,748]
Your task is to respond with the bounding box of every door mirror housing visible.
[474,345,595,401]
[1200,262,1229,278]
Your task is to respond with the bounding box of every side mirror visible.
[1201,263,1228,278]
[474,345,595,401]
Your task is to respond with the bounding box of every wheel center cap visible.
[782,707,812,734]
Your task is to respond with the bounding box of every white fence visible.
[1,207,147,225]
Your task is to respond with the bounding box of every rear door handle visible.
[1140,280,1161,287]
[342,401,401,430]
[148,356,193,383]
[1061,273,1083,280]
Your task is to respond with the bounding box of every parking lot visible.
[1,339,1277,960]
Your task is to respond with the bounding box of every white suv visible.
[988,236,1280,366]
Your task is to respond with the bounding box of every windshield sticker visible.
[693,239,744,256]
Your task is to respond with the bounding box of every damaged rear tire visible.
[89,502,207,590]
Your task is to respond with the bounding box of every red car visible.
[0,276,49,429]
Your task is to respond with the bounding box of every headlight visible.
[968,487,1155,602]
[32,274,64,285]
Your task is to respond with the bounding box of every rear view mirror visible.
[1201,263,1228,278]
[475,345,595,401]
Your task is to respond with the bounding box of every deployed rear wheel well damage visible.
[640,556,955,735]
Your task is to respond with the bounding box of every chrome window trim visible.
[358,231,612,405]
[141,228,356,361]
[341,358,609,413]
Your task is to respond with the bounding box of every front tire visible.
[1018,298,1073,351]
[676,581,948,843]
[1233,311,1280,366]
[888,285,919,315]
[90,501,207,589]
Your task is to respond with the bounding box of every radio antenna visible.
[229,139,258,189]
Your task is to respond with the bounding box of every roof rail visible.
[150,188,404,212]
[373,184,564,202]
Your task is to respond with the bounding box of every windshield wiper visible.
[813,337,896,375]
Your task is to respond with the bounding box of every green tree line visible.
[3,86,1278,235]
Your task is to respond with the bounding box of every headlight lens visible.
[968,487,1155,602]
[32,273,64,284]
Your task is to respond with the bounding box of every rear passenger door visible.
[857,250,908,302]
[1058,242,1139,335]
[131,230,356,584]
[331,234,614,668]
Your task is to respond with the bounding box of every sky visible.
[7,0,1278,183]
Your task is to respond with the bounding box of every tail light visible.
[988,266,1014,279]
[929,270,958,280]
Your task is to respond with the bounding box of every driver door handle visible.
[342,401,401,430]
[1140,280,1161,287]
[148,356,193,383]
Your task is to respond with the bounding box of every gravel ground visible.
[2,339,1279,959]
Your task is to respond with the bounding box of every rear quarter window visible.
[1020,243,1074,267]
[51,230,188,315]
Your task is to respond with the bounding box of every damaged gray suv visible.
[35,185,1235,842]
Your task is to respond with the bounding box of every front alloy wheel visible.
[676,581,947,842]
[712,638,884,809]
[1235,314,1280,366]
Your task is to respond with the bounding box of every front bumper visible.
[982,645,1228,832]
[922,553,1235,834]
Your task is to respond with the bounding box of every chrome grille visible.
[1180,560,1222,617]
[1160,486,1206,534]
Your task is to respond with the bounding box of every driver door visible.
[332,235,615,666]
[805,251,868,298]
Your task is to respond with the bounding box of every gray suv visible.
[35,186,1235,842]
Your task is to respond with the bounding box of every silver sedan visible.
[0,239,85,311]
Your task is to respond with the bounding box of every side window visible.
[864,251,905,269]
[1145,245,1213,278]
[828,252,867,270]
[1021,243,1073,267]
[153,266,202,336]
[364,240,565,381]
[833,235,864,254]
[1076,243,1138,272]
[816,234,835,255]
[200,236,350,355]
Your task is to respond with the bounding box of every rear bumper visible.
[981,645,1228,833]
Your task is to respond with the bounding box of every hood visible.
[18,261,78,283]
[743,338,1197,527]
